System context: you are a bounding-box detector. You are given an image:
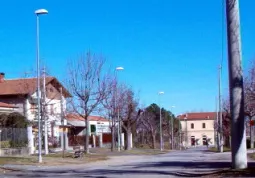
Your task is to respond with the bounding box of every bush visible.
[0,140,10,148]
[9,140,27,148]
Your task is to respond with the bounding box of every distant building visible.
[177,112,216,147]
[65,113,111,136]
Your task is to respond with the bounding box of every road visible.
[2,147,255,178]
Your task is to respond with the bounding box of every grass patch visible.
[0,156,36,165]
[0,153,108,166]
[208,146,231,152]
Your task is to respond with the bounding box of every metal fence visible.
[0,128,28,148]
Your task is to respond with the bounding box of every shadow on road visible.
[11,161,255,177]
[130,161,255,169]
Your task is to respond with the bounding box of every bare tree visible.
[66,52,109,154]
[243,61,255,148]
[101,77,117,151]
[119,86,142,150]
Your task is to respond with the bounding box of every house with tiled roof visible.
[0,102,18,113]
[177,112,217,148]
[0,72,71,154]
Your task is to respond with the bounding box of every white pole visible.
[226,0,247,169]
[36,14,42,163]
[43,67,48,154]
[218,65,223,153]
[158,92,164,151]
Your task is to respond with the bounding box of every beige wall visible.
[181,119,215,147]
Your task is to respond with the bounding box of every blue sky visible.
[1,0,255,115]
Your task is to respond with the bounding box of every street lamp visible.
[35,8,48,163]
[158,91,164,151]
[116,66,124,151]
[170,106,175,150]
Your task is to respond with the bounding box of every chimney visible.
[0,72,5,83]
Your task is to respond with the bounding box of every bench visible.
[72,146,84,158]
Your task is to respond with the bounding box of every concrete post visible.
[25,99,34,154]
[130,133,133,148]
[121,133,125,148]
[226,0,247,169]
[92,134,96,148]
[99,133,103,148]
[60,127,64,150]
[65,128,69,150]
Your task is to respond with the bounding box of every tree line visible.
[66,51,180,153]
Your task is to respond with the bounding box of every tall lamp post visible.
[170,106,175,150]
[158,91,164,151]
[35,8,48,163]
[116,67,124,151]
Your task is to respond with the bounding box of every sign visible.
[97,123,110,133]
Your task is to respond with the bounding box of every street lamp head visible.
[158,91,164,95]
[171,106,176,108]
[35,9,48,15]
[116,67,124,71]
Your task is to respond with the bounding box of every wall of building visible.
[181,119,215,147]
[0,95,25,114]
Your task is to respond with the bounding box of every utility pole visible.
[158,91,164,151]
[215,96,219,149]
[160,106,163,151]
[226,0,247,169]
[170,106,175,150]
[60,87,66,157]
[171,115,174,150]
[218,65,223,153]
[179,118,181,150]
[116,82,120,152]
[42,67,49,155]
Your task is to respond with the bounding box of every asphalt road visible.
[2,147,255,178]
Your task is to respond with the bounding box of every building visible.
[0,72,71,153]
[178,112,217,147]
[0,102,18,113]
[65,113,111,136]
[65,113,111,148]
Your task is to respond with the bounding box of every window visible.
[202,123,206,128]
[90,125,96,133]
[191,123,194,129]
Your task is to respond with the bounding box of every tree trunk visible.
[169,137,171,150]
[151,133,156,149]
[126,127,132,150]
[141,129,144,144]
[111,126,115,152]
[85,118,90,154]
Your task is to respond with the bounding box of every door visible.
[191,136,195,146]
[202,136,207,145]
